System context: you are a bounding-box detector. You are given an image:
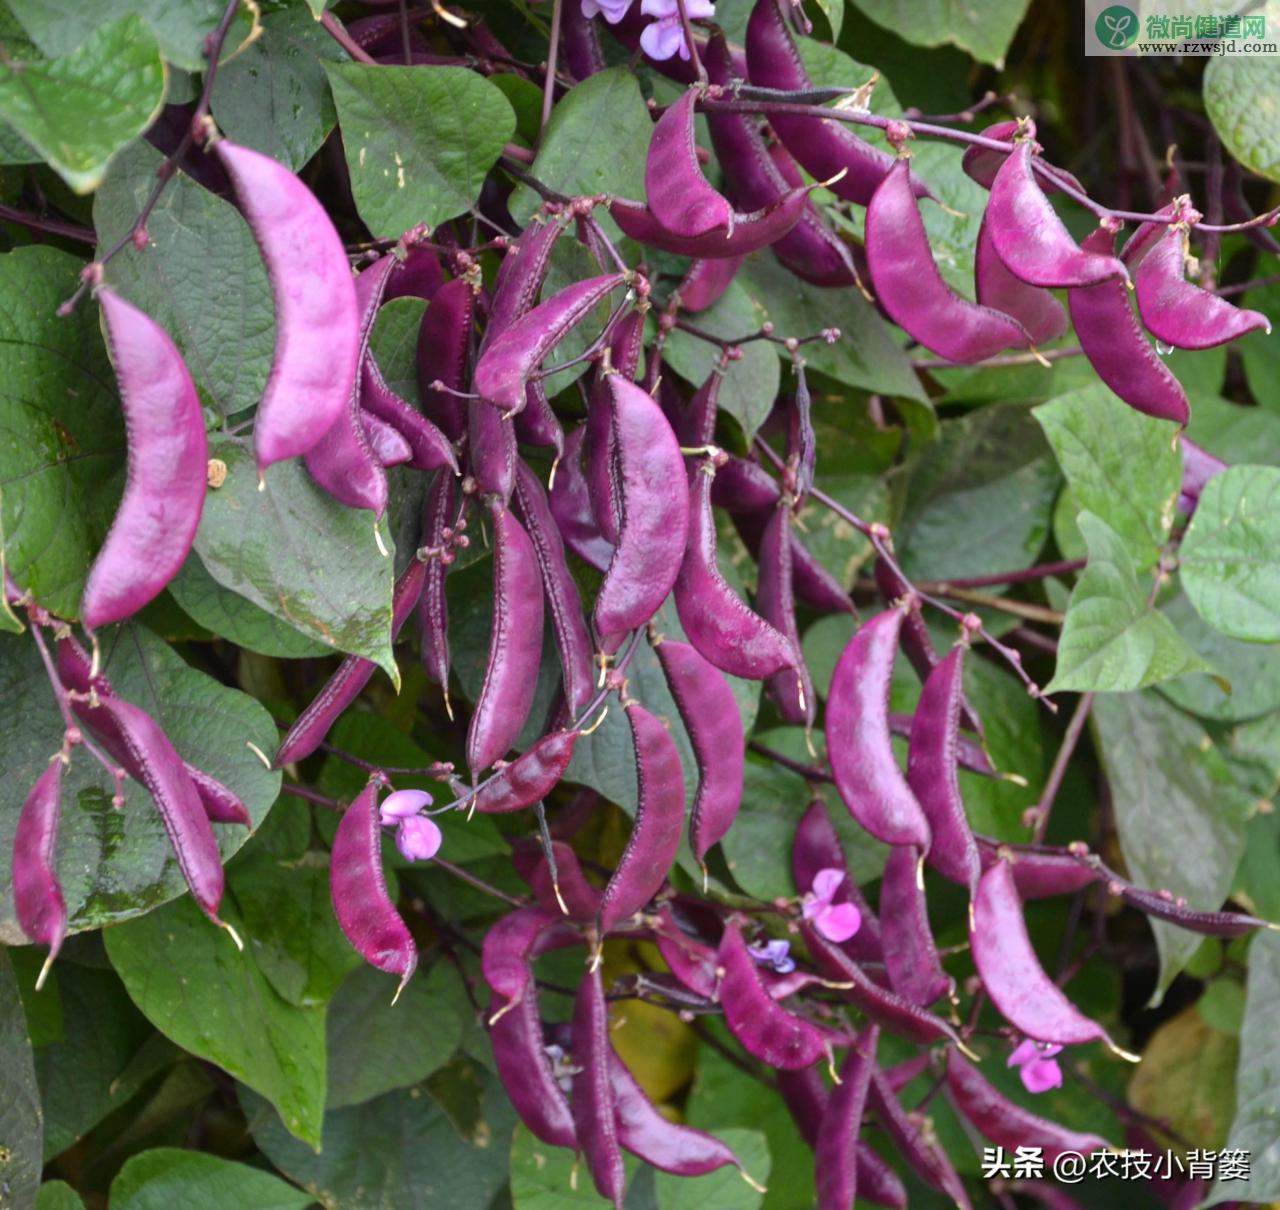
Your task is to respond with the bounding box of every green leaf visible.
[106,893,328,1150]
[109,1148,315,1210]
[0,949,41,1208]
[849,0,1031,66]
[37,1181,86,1210]
[663,281,780,441]
[1092,691,1251,1001]
[1198,980,1247,1037]
[654,1129,769,1210]
[368,297,428,405]
[1180,465,1280,642]
[94,140,275,420]
[509,68,650,226]
[1034,382,1182,569]
[1048,512,1215,694]
[1189,389,1280,462]
[0,14,164,192]
[325,63,514,236]
[0,488,25,633]
[0,624,279,942]
[194,439,397,678]
[1205,55,1280,184]
[1208,932,1280,1205]
[1237,281,1280,414]
[510,1121,641,1208]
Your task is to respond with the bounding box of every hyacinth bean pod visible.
[361,410,414,467]
[653,637,745,865]
[586,379,623,548]
[674,462,796,679]
[609,191,812,259]
[81,289,207,629]
[596,703,686,934]
[826,607,932,849]
[473,272,627,414]
[892,713,996,778]
[470,731,579,814]
[1179,438,1226,514]
[972,859,1123,1050]
[651,904,720,998]
[384,243,444,303]
[976,841,1102,900]
[866,161,1030,364]
[712,455,785,514]
[182,765,252,829]
[792,799,884,962]
[13,760,67,974]
[482,905,576,1010]
[560,0,606,81]
[907,645,982,892]
[514,381,564,455]
[331,782,416,992]
[571,966,626,1207]
[360,356,458,473]
[879,844,953,1006]
[1067,226,1190,426]
[867,1069,973,1210]
[511,838,600,920]
[676,255,744,313]
[646,88,735,239]
[489,992,578,1146]
[1120,201,1178,268]
[466,502,545,775]
[986,143,1129,288]
[549,426,615,571]
[730,506,854,616]
[215,140,360,469]
[416,277,475,441]
[945,1048,1112,1162]
[757,504,813,725]
[609,308,647,382]
[717,919,832,1069]
[873,558,939,687]
[815,1025,878,1210]
[961,120,1085,194]
[274,558,427,767]
[1114,882,1272,936]
[483,216,566,347]
[974,209,1069,346]
[1134,224,1271,349]
[593,375,690,646]
[417,473,455,702]
[468,400,518,502]
[788,365,817,499]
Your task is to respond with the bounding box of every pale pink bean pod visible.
[13,760,67,979]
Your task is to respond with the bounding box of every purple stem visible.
[1030,693,1094,843]
[319,11,380,64]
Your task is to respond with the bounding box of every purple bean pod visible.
[215,139,360,469]
[482,905,578,1009]
[1113,879,1272,936]
[976,841,1102,900]
[646,88,735,239]
[891,713,996,778]
[416,276,474,441]
[679,362,727,448]
[609,191,811,259]
[571,965,626,1208]
[361,410,414,467]
[560,0,606,81]
[514,380,565,456]
[675,256,744,313]
[652,903,720,998]
[511,838,601,920]
[484,216,566,347]
[549,426,615,571]
[585,367,625,546]
[182,764,252,828]
[468,400,518,502]
[13,759,67,975]
[417,473,456,707]
[815,1024,879,1210]
[867,1068,973,1210]
[974,208,1069,346]
[1178,438,1226,515]
[490,992,578,1147]
[961,120,1084,195]
[879,844,953,1007]
[384,243,445,303]
[731,505,854,615]
[470,731,579,814]
[793,799,883,962]
[711,455,782,514]
[758,503,814,725]
[81,288,208,629]
[360,355,458,473]
[1120,201,1178,268]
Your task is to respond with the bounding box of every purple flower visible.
[581,0,633,23]
[802,867,862,943]
[638,0,715,61]
[1008,1039,1064,1094]
[379,788,433,826]
[747,938,796,974]
[394,815,443,863]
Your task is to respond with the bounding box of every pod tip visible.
[219,919,245,952]
[35,948,58,992]
[957,1038,982,1062]
[1106,1040,1141,1063]
[391,968,413,1005]
[375,525,389,558]
[1000,771,1029,787]
[553,880,570,917]
[740,1170,767,1194]
[245,740,272,769]
[488,997,517,1027]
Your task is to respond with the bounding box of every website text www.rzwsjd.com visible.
[1131,38,1279,53]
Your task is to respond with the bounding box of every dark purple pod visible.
[944,1048,1111,1162]
[417,472,455,704]
[549,426,615,571]
[855,1145,908,1209]
[711,456,783,515]
[674,463,796,680]
[653,637,745,867]
[467,502,545,776]
[731,507,853,615]
[560,0,606,81]
[360,356,458,473]
[514,380,564,457]
[961,120,1084,195]
[1115,882,1271,937]
[585,370,623,546]
[482,905,576,1009]
[792,799,883,963]
[974,208,1069,346]
[82,288,208,629]
[815,1025,879,1210]
[511,838,600,921]
[596,703,686,935]
[489,991,578,1146]
[867,1069,973,1210]
[471,731,579,814]
[385,244,444,303]
[1068,226,1189,427]
[679,362,727,449]
[880,844,952,1006]
[610,191,811,259]
[986,143,1129,288]
[13,760,67,977]
[361,409,414,468]
[1134,224,1271,350]
[976,842,1102,900]
[484,217,566,347]
[417,276,474,441]
[274,558,427,767]
[652,904,719,999]
[646,88,735,240]
[1179,438,1226,515]
[866,160,1030,364]
[571,966,626,1208]
[758,504,813,725]
[468,400,518,502]
[1120,202,1178,268]
[676,256,744,313]
[183,765,252,829]
[826,608,932,850]
[331,782,416,993]
[608,308,647,383]
[891,713,995,778]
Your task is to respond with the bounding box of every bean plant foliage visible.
[1,0,1280,1207]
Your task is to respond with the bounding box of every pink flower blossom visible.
[638,0,715,61]
[1007,1039,1064,1094]
[395,815,443,863]
[581,0,634,22]
[747,938,796,973]
[378,788,433,826]
[802,867,861,943]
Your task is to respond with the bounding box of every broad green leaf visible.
[0,488,24,633]
[896,403,1059,582]
[1048,512,1214,694]
[653,1129,769,1210]
[303,0,328,17]
[510,68,650,225]
[1237,281,1280,414]
[0,949,41,1208]
[1188,389,1280,463]
[1198,980,1247,1037]
[37,1182,86,1210]
[194,439,397,678]
[850,0,1031,66]
[368,297,428,405]
[325,63,514,235]
[1208,932,1280,1205]
[211,3,343,171]
[1180,465,1280,642]
[109,1148,315,1210]
[1205,53,1280,184]
[1035,383,1182,569]
[0,624,279,942]
[106,893,328,1150]
[1092,690,1251,1001]
[0,15,165,192]
[95,141,275,419]
[663,281,780,441]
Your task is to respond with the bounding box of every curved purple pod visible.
[572,967,626,1208]
[514,380,564,456]
[361,356,458,473]
[1179,438,1226,515]
[879,844,952,1006]
[596,703,686,935]
[471,731,579,814]
[961,120,1084,195]
[484,217,566,348]
[711,455,781,515]
[731,508,853,615]
[976,842,1101,900]
[385,244,444,304]
[549,426,615,571]
[866,160,1030,364]
[680,363,726,449]
[944,1048,1111,1162]
[744,0,925,206]
[974,209,1069,346]
[1134,225,1271,349]
[1116,882,1271,937]
[674,464,796,679]
[653,637,745,865]
[82,288,207,629]
[417,473,455,701]
[362,410,413,468]
[646,88,735,239]
[513,462,596,714]
[489,992,578,1146]
[987,143,1128,288]
[13,760,67,971]
[585,369,623,546]
[652,904,719,998]
[215,140,360,470]
[826,608,932,849]
[468,400,518,502]
[868,1069,973,1210]
[482,905,577,1008]
[560,0,606,81]
[776,1066,826,1147]
[1120,201,1178,268]
[331,782,416,992]
[815,1025,878,1210]
[511,838,601,921]
[758,504,813,725]
[416,277,474,441]
[793,799,883,963]
[892,713,995,778]
[1068,226,1189,426]
[593,376,690,646]
[610,191,811,259]
[676,256,744,313]
[907,645,982,892]
[466,502,545,775]
[183,765,252,828]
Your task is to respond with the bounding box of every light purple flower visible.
[394,815,443,862]
[1007,1039,1064,1094]
[638,0,715,60]
[802,867,861,943]
[379,788,433,826]
[581,0,633,23]
[747,938,796,974]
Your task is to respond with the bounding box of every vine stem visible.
[672,0,706,84]
[541,0,563,135]
[912,346,1084,371]
[1029,693,1094,843]
[920,559,1085,590]
[0,205,94,244]
[319,11,378,64]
